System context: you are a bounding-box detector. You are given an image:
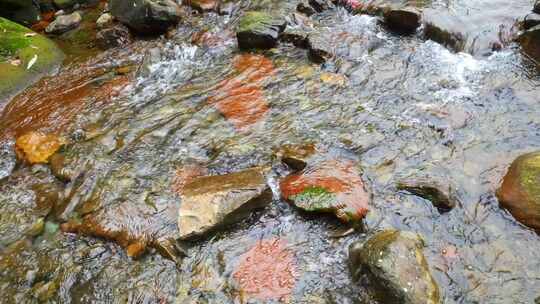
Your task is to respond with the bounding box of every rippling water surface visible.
[1,0,540,303]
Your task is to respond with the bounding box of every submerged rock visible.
[45,11,82,34]
[0,17,64,99]
[422,9,466,52]
[233,238,297,302]
[349,230,441,304]
[109,0,181,34]
[307,32,334,63]
[236,11,286,50]
[96,24,132,49]
[178,167,272,240]
[15,132,65,164]
[274,143,316,171]
[397,172,458,213]
[0,167,61,248]
[497,151,540,232]
[519,25,540,64]
[280,159,369,223]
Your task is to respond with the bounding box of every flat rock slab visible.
[178,167,272,240]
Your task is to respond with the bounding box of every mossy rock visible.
[497,151,540,232]
[0,17,64,100]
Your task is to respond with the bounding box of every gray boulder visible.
[110,0,181,34]
[45,11,82,34]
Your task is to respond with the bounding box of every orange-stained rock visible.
[0,66,130,142]
[497,151,540,232]
[280,159,370,223]
[15,132,65,164]
[209,54,275,130]
[233,238,297,302]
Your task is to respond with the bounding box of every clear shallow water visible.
[1,0,540,303]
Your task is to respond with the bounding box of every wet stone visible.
[45,11,82,35]
[95,12,113,29]
[109,0,181,34]
[383,6,421,34]
[178,167,272,240]
[187,0,219,12]
[236,11,286,50]
[96,24,132,50]
[397,171,458,213]
[0,167,61,248]
[523,13,540,30]
[280,27,310,48]
[0,141,16,180]
[535,0,540,14]
[307,32,334,63]
[349,230,441,304]
[422,9,466,52]
[308,0,335,13]
[519,25,540,64]
[274,143,316,172]
[280,159,369,223]
[497,151,540,232]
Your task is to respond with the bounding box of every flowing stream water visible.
[1,0,540,303]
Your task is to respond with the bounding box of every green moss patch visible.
[0,17,63,99]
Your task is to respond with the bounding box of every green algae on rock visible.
[0,17,63,100]
[280,159,370,223]
[236,11,286,49]
[497,151,540,232]
[349,230,441,304]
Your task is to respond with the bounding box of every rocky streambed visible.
[1,0,540,303]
